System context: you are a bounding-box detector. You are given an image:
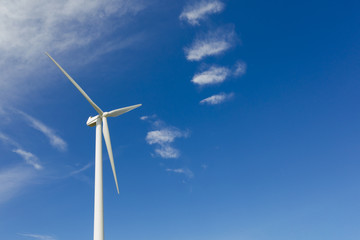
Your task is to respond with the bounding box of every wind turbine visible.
[46,53,141,240]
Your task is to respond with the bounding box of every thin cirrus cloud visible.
[192,66,231,86]
[12,149,42,170]
[0,166,37,204]
[0,0,146,107]
[68,162,93,176]
[0,132,42,170]
[142,116,189,159]
[200,92,234,105]
[18,233,56,240]
[65,162,93,184]
[184,26,236,61]
[233,61,247,77]
[166,168,194,179]
[17,111,67,152]
[179,0,225,26]
[0,132,20,148]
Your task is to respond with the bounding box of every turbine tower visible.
[46,53,141,240]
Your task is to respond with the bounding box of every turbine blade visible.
[102,117,120,194]
[45,52,103,116]
[106,104,142,118]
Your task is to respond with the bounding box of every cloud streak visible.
[68,162,93,176]
[0,132,20,148]
[192,66,231,86]
[0,166,37,204]
[0,0,144,62]
[17,111,67,151]
[0,132,42,170]
[185,26,236,61]
[166,168,194,179]
[0,0,146,106]
[12,149,42,170]
[180,0,225,25]
[191,61,247,86]
[18,233,56,240]
[200,92,234,105]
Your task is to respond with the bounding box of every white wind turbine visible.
[46,53,141,240]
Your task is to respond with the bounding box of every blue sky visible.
[0,0,360,239]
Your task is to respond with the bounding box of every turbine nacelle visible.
[87,115,100,127]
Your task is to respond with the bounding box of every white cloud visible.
[52,162,93,184]
[0,132,20,148]
[143,116,192,179]
[140,114,157,121]
[155,146,180,159]
[144,117,189,159]
[0,166,37,204]
[233,61,247,77]
[12,149,42,170]
[166,168,194,179]
[0,132,42,170]
[180,0,225,25]
[17,111,67,152]
[185,26,236,61]
[0,0,146,106]
[146,129,187,145]
[68,162,92,176]
[192,66,231,86]
[146,128,189,159]
[18,233,56,240]
[0,0,144,60]
[200,92,234,105]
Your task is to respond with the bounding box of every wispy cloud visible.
[68,162,93,176]
[0,166,37,204]
[17,111,67,152]
[0,0,146,106]
[0,0,144,62]
[18,233,56,240]
[185,26,236,61]
[12,149,42,170]
[233,61,247,77]
[155,145,180,159]
[52,162,93,185]
[140,114,157,121]
[200,92,234,105]
[166,168,194,179]
[146,129,186,145]
[0,132,42,170]
[192,66,231,86]
[142,116,189,159]
[192,62,247,86]
[201,164,208,170]
[180,0,225,26]
[146,128,189,159]
[0,132,20,148]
